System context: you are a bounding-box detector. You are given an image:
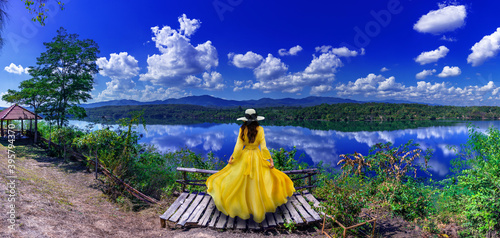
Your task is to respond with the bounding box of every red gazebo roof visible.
[0,104,43,120]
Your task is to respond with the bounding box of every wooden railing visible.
[36,137,320,206]
[176,167,319,192]
[39,137,159,204]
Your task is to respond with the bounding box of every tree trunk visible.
[34,116,38,144]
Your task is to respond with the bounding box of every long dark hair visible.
[240,121,259,143]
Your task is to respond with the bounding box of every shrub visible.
[315,175,368,237]
[444,125,500,237]
[381,178,436,221]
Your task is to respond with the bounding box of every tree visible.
[34,27,99,127]
[2,68,54,143]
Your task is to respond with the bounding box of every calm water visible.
[68,120,500,180]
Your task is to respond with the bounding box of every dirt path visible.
[0,141,323,238]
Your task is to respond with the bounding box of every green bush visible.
[337,140,435,223]
[444,125,500,237]
[382,178,436,221]
[315,175,368,236]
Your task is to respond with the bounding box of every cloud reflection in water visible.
[68,120,500,180]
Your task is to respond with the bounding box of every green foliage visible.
[2,71,53,143]
[440,125,500,236]
[381,178,436,221]
[23,0,65,26]
[37,123,83,158]
[74,128,128,175]
[336,140,435,224]
[366,140,432,183]
[163,149,225,193]
[271,146,301,171]
[283,220,297,232]
[315,175,368,236]
[270,146,311,189]
[34,27,100,127]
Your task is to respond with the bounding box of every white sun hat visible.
[237,108,265,122]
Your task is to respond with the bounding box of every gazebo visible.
[0,104,43,138]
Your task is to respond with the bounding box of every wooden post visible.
[1,119,3,137]
[307,172,312,187]
[182,171,187,192]
[160,218,166,228]
[48,122,52,148]
[95,150,98,180]
[21,119,24,136]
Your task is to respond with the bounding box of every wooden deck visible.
[160,191,323,229]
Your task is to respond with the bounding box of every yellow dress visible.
[206,126,295,223]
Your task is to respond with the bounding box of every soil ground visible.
[0,140,450,238]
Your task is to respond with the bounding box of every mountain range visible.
[80,95,433,109]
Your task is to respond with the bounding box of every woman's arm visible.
[229,128,244,164]
[259,127,274,169]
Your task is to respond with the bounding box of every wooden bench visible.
[160,167,323,229]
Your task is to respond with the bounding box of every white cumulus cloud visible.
[315,45,332,53]
[95,83,190,102]
[4,63,30,75]
[253,54,288,81]
[416,69,436,79]
[413,5,467,34]
[97,52,140,80]
[331,47,364,57]
[440,35,457,42]
[0,92,11,107]
[336,74,404,97]
[139,14,220,89]
[233,80,253,92]
[311,85,333,95]
[251,51,342,94]
[415,46,449,65]
[437,66,461,78]
[230,45,363,94]
[335,73,500,106]
[467,27,500,67]
[185,71,225,91]
[314,45,364,57]
[228,51,264,69]
[380,67,390,72]
[278,45,303,56]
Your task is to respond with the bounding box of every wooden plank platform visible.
[160,192,323,229]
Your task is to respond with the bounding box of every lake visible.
[68,120,500,181]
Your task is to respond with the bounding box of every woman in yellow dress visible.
[206,109,295,223]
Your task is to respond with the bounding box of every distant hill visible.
[3,96,439,112]
[80,95,364,109]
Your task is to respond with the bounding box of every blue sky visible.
[2,0,500,106]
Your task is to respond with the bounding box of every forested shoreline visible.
[85,102,500,125]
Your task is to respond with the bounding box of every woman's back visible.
[240,126,263,146]
[206,109,295,223]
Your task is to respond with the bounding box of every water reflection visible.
[68,120,500,180]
